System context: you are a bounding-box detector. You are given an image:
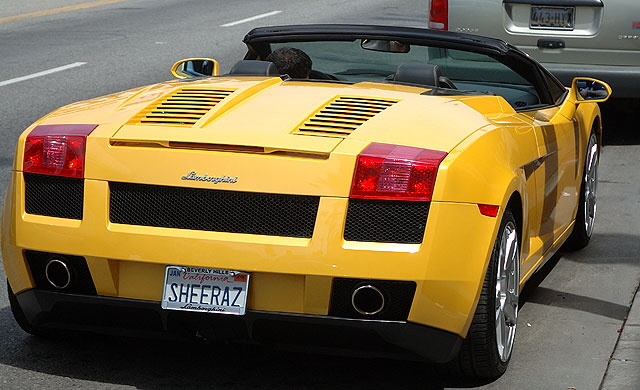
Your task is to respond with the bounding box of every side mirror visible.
[171,58,219,79]
[572,77,611,103]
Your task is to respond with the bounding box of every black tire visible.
[564,131,599,250]
[449,209,520,378]
[7,280,46,336]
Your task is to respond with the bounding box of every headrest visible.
[393,63,441,87]
[227,60,279,76]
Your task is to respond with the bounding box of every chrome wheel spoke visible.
[503,296,518,325]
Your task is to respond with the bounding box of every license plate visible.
[530,6,575,30]
[161,266,250,315]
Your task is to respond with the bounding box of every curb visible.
[600,282,640,389]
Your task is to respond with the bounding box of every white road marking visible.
[221,10,282,27]
[0,62,87,87]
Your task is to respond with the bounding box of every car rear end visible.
[2,79,505,362]
[429,0,640,98]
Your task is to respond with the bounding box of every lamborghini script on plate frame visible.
[161,266,250,315]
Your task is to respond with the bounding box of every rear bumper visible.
[3,171,500,338]
[542,63,640,98]
[15,288,463,363]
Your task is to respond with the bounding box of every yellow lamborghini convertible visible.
[1,25,610,378]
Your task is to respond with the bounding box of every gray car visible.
[428,0,640,98]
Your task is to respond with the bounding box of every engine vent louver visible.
[294,96,398,138]
[134,88,236,127]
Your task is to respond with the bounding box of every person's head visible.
[266,47,312,79]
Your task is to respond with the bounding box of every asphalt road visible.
[1,1,639,389]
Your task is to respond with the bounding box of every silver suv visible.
[428,0,640,98]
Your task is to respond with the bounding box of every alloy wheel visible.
[495,221,519,362]
[583,134,599,237]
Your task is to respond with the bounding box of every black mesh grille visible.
[109,182,319,238]
[329,278,416,321]
[24,173,84,219]
[24,250,96,295]
[344,199,429,243]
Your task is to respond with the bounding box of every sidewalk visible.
[600,283,640,389]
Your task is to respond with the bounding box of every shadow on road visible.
[568,233,640,261]
[0,304,500,390]
[519,230,638,321]
[523,286,629,321]
[601,99,640,146]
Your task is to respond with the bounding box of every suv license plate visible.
[161,266,250,315]
[530,6,575,30]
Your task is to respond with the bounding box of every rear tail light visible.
[23,124,97,178]
[429,0,448,30]
[350,143,447,201]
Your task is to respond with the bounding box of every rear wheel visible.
[451,209,520,378]
[565,132,599,250]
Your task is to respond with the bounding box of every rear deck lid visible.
[111,81,408,156]
[112,82,343,156]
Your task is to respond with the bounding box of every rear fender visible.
[426,126,530,335]
[2,173,34,294]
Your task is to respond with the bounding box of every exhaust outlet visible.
[45,258,72,289]
[351,285,385,316]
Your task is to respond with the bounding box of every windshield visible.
[270,40,529,85]
[267,39,543,109]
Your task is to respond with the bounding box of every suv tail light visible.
[350,143,447,201]
[23,124,97,178]
[429,0,448,30]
